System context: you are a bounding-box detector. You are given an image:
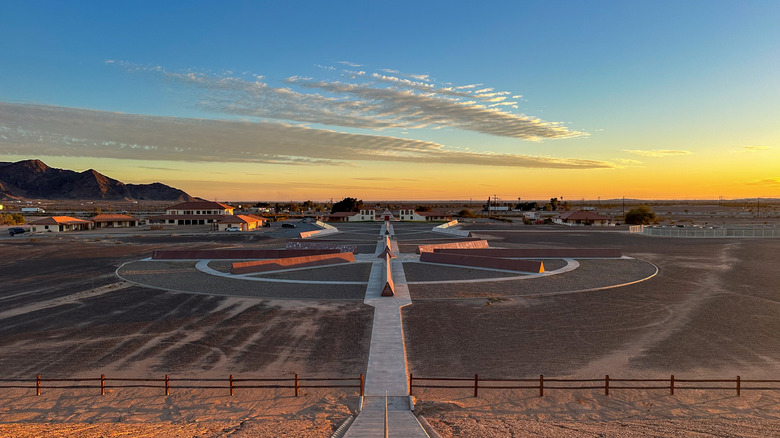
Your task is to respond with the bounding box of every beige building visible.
[91,213,139,228]
[30,216,93,233]
[216,214,267,231]
[148,200,235,226]
[555,210,613,226]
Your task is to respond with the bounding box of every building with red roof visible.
[91,213,139,228]
[29,216,93,233]
[216,214,268,231]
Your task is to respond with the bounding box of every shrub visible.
[625,205,657,225]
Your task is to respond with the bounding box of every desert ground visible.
[0,219,778,436]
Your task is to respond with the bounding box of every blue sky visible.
[1,1,779,200]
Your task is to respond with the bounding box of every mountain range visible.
[0,159,194,202]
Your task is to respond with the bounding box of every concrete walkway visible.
[345,225,430,437]
[345,396,428,438]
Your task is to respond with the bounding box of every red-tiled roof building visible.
[29,216,93,233]
[91,213,139,228]
[216,214,268,231]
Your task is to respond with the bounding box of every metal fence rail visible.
[0,373,364,397]
[409,374,780,397]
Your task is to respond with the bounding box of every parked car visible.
[281,223,296,229]
[225,227,241,232]
[8,227,27,236]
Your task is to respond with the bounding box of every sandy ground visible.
[419,388,780,437]
[0,388,354,437]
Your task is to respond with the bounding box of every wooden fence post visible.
[360,374,364,397]
[670,375,674,395]
[408,373,412,396]
[294,374,299,397]
[101,374,105,395]
[736,375,741,397]
[474,374,479,398]
[36,375,41,396]
[165,374,170,396]
[229,375,234,397]
[605,375,609,396]
[539,375,544,397]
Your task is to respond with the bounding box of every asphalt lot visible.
[0,233,373,378]
[1,222,778,386]
[403,228,780,378]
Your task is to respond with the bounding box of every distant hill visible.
[0,159,195,202]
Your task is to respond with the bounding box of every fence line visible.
[409,374,780,397]
[0,374,364,397]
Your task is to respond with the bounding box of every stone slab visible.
[419,251,544,273]
[230,252,355,274]
[416,240,489,254]
[285,239,358,253]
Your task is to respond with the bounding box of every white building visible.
[324,209,377,222]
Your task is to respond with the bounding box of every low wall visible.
[285,240,358,253]
[417,240,489,254]
[152,249,341,259]
[433,248,622,258]
[432,220,471,238]
[231,252,355,274]
[419,252,544,273]
[299,221,339,239]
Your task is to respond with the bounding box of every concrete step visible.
[344,401,428,438]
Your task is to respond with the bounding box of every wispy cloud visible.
[746,177,780,187]
[110,60,582,141]
[743,145,769,151]
[137,166,181,171]
[380,68,430,81]
[622,149,692,157]
[337,61,362,67]
[613,158,643,166]
[0,103,613,170]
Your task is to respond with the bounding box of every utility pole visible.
[757,197,760,218]
[622,196,625,217]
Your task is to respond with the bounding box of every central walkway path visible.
[344,224,430,437]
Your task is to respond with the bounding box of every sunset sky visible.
[1,1,778,201]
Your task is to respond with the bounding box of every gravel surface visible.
[404,259,570,282]
[408,259,657,298]
[403,262,524,281]
[208,260,233,272]
[258,262,372,282]
[403,235,780,379]
[0,283,374,377]
[119,261,367,300]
